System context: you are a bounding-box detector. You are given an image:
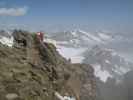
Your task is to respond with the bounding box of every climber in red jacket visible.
[36,32,44,41]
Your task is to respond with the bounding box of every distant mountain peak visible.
[48,30,111,48]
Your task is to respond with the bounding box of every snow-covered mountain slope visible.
[44,35,85,63]
[82,45,133,82]
[97,32,113,41]
[48,30,114,48]
[48,30,133,51]
[56,45,86,63]
[47,30,133,82]
[55,44,133,83]
[93,64,113,82]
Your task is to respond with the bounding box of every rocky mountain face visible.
[0,30,97,100]
[95,70,133,100]
[82,45,133,100]
[47,29,133,100]
[70,64,97,100]
[82,45,133,82]
[47,30,133,100]
[79,45,132,100]
[96,77,127,100]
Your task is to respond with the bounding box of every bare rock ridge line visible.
[0,30,97,100]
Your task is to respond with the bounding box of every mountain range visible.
[1,29,133,83]
[47,30,133,82]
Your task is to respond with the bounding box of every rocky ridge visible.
[0,30,97,100]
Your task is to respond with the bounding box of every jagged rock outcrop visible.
[0,30,97,100]
[71,64,97,100]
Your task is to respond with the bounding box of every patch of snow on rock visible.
[0,36,13,47]
[92,64,112,82]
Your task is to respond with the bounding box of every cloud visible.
[0,7,28,16]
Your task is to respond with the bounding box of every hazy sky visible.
[0,0,133,32]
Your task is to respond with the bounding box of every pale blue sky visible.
[0,0,133,32]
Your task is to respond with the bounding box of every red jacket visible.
[37,32,44,41]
